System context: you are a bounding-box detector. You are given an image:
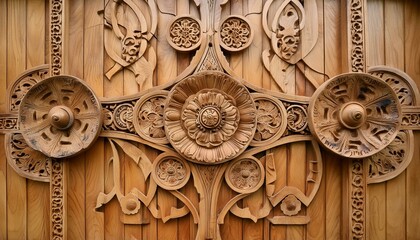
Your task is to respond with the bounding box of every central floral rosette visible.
[164,72,257,163]
[182,90,240,148]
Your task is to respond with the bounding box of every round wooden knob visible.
[308,73,401,158]
[48,106,74,130]
[19,75,102,158]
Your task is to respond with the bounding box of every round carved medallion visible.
[151,153,191,190]
[308,73,401,158]
[225,157,264,193]
[19,75,102,158]
[164,71,257,163]
[219,15,253,52]
[167,16,202,51]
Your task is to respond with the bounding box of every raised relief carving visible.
[164,71,257,163]
[102,0,157,88]
[251,94,287,146]
[349,0,365,72]
[50,0,63,76]
[225,157,264,194]
[5,133,51,182]
[152,153,191,190]
[285,103,309,135]
[350,159,365,239]
[19,75,102,158]
[51,159,64,239]
[168,16,202,51]
[308,73,401,158]
[219,15,253,52]
[133,91,168,144]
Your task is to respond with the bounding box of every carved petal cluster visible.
[219,16,253,51]
[168,16,201,51]
[165,72,257,163]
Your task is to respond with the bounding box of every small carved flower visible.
[120,192,141,215]
[280,195,301,216]
[182,91,239,148]
[220,17,251,50]
[156,158,187,187]
[230,159,261,191]
[170,17,201,49]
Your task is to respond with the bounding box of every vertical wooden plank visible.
[365,1,386,239]
[66,0,87,238]
[0,0,7,238]
[6,0,27,238]
[323,0,343,238]
[405,1,420,240]
[384,1,406,240]
[84,0,104,239]
[26,1,50,239]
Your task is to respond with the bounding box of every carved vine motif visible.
[168,16,202,51]
[51,159,64,239]
[50,0,63,76]
[164,71,257,163]
[350,0,364,72]
[351,160,365,239]
[102,0,157,88]
[219,16,253,52]
[9,65,49,112]
[275,4,300,60]
[19,76,102,158]
[5,133,51,182]
[309,73,401,158]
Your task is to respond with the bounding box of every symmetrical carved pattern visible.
[225,157,264,193]
[168,16,202,51]
[280,195,302,216]
[351,159,365,239]
[309,73,401,158]
[251,94,287,145]
[219,16,253,52]
[164,71,257,163]
[5,133,51,182]
[349,0,364,72]
[102,0,157,87]
[0,116,18,131]
[51,160,64,239]
[102,100,136,134]
[50,0,63,76]
[9,65,49,112]
[19,76,102,158]
[152,153,191,190]
[133,91,168,144]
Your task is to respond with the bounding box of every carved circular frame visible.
[164,71,257,164]
[250,93,287,146]
[19,75,102,158]
[218,15,254,52]
[167,15,202,52]
[225,156,264,194]
[151,153,191,190]
[133,90,168,144]
[308,73,402,158]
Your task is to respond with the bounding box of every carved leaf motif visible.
[265,153,276,197]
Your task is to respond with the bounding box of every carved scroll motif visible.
[50,0,63,76]
[102,0,157,88]
[103,100,136,134]
[349,0,365,72]
[0,116,18,131]
[351,159,365,239]
[5,133,51,182]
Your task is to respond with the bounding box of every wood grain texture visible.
[6,0,27,238]
[405,2,420,240]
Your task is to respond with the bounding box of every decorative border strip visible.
[0,115,18,131]
[50,0,65,239]
[349,0,365,72]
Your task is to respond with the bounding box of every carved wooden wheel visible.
[19,75,102,158]
[164,71,257,164]
[308,73,401,158]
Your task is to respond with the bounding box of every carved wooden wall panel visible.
[0,0,419,240]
